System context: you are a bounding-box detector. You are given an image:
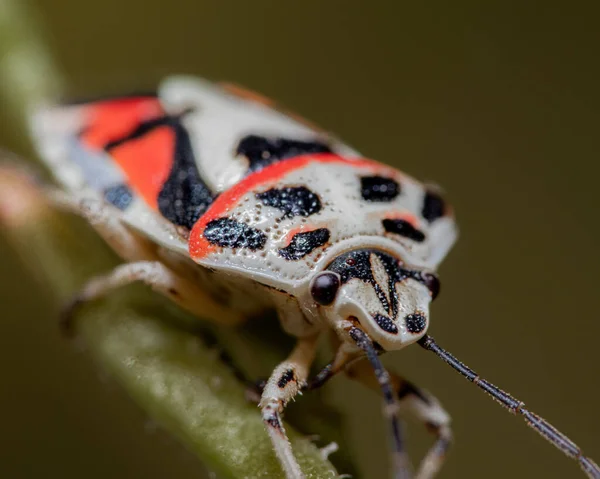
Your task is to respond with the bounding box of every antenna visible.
[418,335,600,479]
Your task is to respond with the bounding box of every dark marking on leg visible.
[204,218,267,250]
[236,134,332,173]
[422,421,453,471]
[279,228,330,260]
[360,175,400,202]
[266,416,280,430]
[277,369,296,388]
[103,184,134,210]
[263,404,285,435]
[397,379,431,405]
[256,186,321,218]
[383,218,426,242]
[394,373,451,477]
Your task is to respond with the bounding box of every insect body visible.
[30,76,598,479]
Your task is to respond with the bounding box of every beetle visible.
[27,76,599,479]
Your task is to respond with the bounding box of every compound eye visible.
[421,272,441,301]
[310,272,341,306]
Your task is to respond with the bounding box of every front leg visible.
[346,359,452,479]
[396,381,452,479]
[259,335,320,479]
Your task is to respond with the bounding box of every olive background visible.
[1,1,599,478]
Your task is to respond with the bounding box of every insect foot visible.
[260,400,305,479]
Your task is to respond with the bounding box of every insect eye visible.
[310,272,341,305]
[421,272,441,301]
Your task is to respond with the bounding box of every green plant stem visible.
[0,0,63,154]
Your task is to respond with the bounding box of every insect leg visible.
[45,189,155,261]
[0,160,151,261]
[345,358,451,479]
[306,330,364,391]
[259,334,320,479]
[62,260,243,334]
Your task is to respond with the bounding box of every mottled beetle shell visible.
[30,77,457,293]
[32,77,456,348]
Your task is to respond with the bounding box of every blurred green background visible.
[1,1,598,478]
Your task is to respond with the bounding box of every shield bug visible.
[27,76,599,479]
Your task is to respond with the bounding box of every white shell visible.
[29,75,458,349]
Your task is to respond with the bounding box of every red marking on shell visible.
[78,97,173,209]
[109,126,175,209]
[80,97,163,149]
[189,153,398,260]
[282,224,321,245]
[383,211,420,228]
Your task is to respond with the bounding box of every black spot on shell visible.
[157,120,216,229]
[383,218,426,242]
[373,313,398,334]
[204,218,266,250]
[360,176,400,202]
[104,184,133,210]
[279,228,330,260]
[236,135,332,173]
[256,186,321,218]
[422,191,446,223]
[405,313,427,334]
[104,113,217,230]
